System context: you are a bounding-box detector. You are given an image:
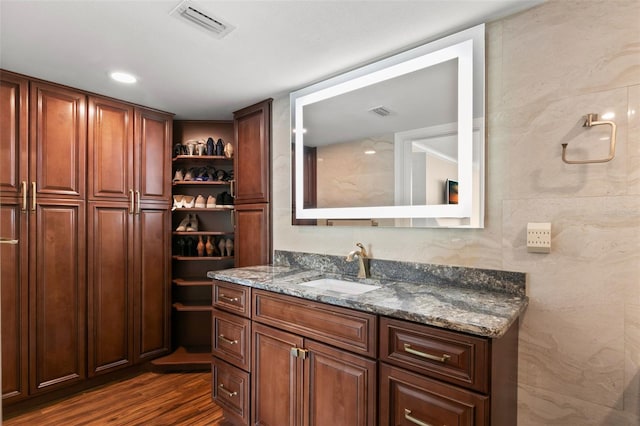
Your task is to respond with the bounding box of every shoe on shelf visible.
[225,239,234,257]
[206,195,216,208]
[185,237,196,256]
[173,143,182,158]
[222,192,234,207]
[182,195,195,208]
[175,237,186,256]
[206,138,215,156]
[176,214,190,232]
[173,169,184,182]
[205,236,215,256]
[195,195,206,208]
[218,238,226,257]
[173,195,184,209]
[183,168,195,181]
[186,214,198,232]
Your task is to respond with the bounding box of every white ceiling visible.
[0,0,543,120]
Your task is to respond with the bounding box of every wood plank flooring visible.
[3,372,225,425]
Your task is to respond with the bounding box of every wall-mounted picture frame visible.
[446,179,458,204]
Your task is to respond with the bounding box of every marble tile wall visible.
[271,0,640,424]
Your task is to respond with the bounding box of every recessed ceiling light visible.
[110,71,137,84]
[364,150,376,155]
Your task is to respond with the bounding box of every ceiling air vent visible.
[170,0,235,39]
[368,106,391,117]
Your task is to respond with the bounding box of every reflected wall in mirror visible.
[291,24,485,228]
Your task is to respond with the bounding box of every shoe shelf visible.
[152,120,235,372]
[173,278,213,286]
[172,302,213,312]
[173,155,230,161]
[172,255,234,261]
[172,181,230,186]
[173,231,234,236]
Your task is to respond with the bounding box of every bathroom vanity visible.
[208,251,527,426]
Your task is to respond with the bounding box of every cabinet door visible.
[233,99,271,204]
[0,71,28,197]
[30,81,86,199]
[252,322,303,426]
[303,339,376,426]
[133,204,171,361]
[30,199,86,394]
[1,199,28,402]
[134,108,172,203]
[87,202,134,376]
[88,97,134,201]
[234,203,270,267]
[379,363,489,426]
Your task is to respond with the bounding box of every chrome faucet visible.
[346,243,370,279]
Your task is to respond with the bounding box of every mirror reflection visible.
[291,24,484,228]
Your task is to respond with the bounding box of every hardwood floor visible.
[3,372,225,425]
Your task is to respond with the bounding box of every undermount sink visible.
[300,278,380,295]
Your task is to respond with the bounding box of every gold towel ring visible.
[561,113,617,164]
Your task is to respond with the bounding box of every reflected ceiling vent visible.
[368,106,391,117]
[170,0,235,39]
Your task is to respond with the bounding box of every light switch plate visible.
[527,222,551,253]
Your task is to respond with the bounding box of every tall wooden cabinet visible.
[233,99,272,267]
[1,76,88,399]
[0,71,29,403]
[1,70,172,407]
[87,97,172,377]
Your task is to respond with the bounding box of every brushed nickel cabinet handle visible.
[31,182,36,212]
[218,383,237,398]
[218,334,238,345]
[404,409,434,426]
[0,237,19,245]
[21,181,27,211]
[219,294,239,303]
[229,180,235,198]
[403,344,450,363]
[129,190,135,214]
[135,190,141,214]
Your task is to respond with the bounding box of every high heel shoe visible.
[186,214,198,232]
[206,137,215,156]
[173,169,184,182]
[218,238,226,257]
[195,195,206,208]
[205,236,214,256]
[197,236,205,257]
[206,195,216,208]
[173,195,184,209]
[225,239,234,257]
[176,214,190,232]
[182,195,195,208]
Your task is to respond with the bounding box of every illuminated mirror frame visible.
[291,24,484,224]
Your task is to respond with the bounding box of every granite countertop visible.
[207,262,528,339]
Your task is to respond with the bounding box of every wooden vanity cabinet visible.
[211,280,252,426]
[379,316,519,426]
[251,289,377,426]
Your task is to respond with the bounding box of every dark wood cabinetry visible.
[0,71,29,404]
[1,70,172,408]
[379,316,519,426]
[87,98,172,377]
[233,100,272,267]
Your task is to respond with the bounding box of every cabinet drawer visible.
[212,280,251,318]
[212,357,250,426]
[380,317,489,393]
[379,363,488,426]
[253,289,376,357]
[212,309,251,371]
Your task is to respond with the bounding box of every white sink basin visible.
[300,278,380,295]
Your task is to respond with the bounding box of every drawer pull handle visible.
[404,409,434,426]
[404,344,450,363]
[219,294,239,303]
[218,334,238,345]
[218,384,237,398]
[21,181,27,212]
[0,237,19,245]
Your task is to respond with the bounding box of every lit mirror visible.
[291,24,485,228]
